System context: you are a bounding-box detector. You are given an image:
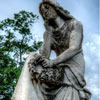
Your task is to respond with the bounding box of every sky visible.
[0,0,99,100]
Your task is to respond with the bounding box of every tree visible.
[0,10,42,67]
[0,10,42,100]
[0,66,21,100]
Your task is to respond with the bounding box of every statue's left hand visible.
[41,59,54,68]
[31,53,54,68]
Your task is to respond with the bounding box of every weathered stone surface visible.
[12,0,91,100]
[12,53,38,100]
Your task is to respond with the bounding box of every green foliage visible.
[0,66,21,100]
[0,10,41,67]
[0,10,42,100]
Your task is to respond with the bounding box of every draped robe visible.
[12,19,91,100]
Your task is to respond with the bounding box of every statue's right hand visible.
[44,21,53,32]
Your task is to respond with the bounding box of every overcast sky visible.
[0,0,99,100]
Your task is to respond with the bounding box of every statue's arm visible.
[52,20,83,65]
[39,31,51,59]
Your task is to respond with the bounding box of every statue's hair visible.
[39,0,74,21]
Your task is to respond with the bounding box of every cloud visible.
[83,32,100,100]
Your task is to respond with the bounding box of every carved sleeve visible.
[39,31,51,59]
[52,20,83,65]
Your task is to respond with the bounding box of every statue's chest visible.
[51,23,71,50]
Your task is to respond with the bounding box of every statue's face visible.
[41,4,57,20]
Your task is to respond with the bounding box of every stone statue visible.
[12,0,91,100]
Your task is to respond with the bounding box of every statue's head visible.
[42,0,59,5]
[39,0,74,22]
[39,3,57,21]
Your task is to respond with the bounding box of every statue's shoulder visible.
[67,19,83,32]
[70,19,83,28]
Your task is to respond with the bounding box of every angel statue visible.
[12,0,91,100]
